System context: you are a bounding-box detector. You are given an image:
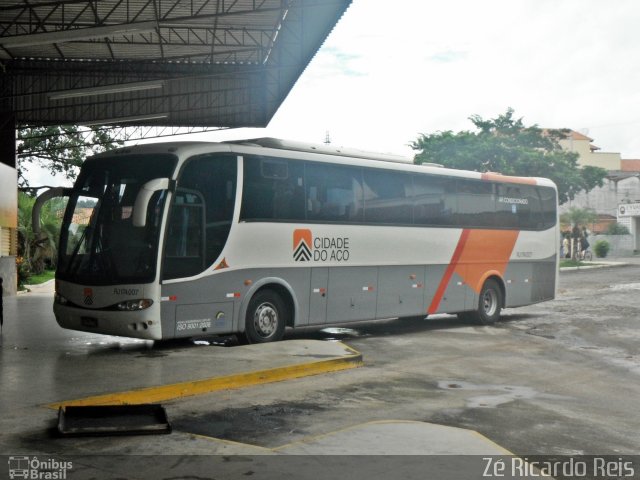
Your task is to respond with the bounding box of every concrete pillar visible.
[0,114,16,168]
[0,113,18,296]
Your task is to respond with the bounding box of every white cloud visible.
[75,0,633,165]
[254,0,640,159]
[28,0,640,182]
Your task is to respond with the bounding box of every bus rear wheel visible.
[244,290,287,343]
[458,278,503,325]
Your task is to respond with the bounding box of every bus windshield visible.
[57,154,177,285]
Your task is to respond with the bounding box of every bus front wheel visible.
[244,290,287,343]
[458,278,503,325]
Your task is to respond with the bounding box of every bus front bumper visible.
[53,303,163,340]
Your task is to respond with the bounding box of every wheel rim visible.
[481,288,498,317]
[253,302,279,338]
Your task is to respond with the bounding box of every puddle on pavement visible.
[318,327,364,341]
[610,282,640,291]
[189,335,238,347]
[172,403,325,447]
[64,336,154,355]
[437,380,565,408]
[525,329,555,340]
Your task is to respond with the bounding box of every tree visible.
[559,207,598,230]
[17,125,123,188]
[410,108,607,204]
[15,126,122,282]
[17,191,65,279]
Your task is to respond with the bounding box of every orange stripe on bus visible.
[427,229,520,314]
[427,229,470,314]
[481,172,537,185]
[454,229,519,293]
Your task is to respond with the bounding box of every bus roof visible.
[90,138,556,189]
[224,137,415,164]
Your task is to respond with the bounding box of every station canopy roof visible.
[0,0,351,128]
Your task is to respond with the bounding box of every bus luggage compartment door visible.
[376,266,426,319]
[309,267,328,325]
[326,267,378,323]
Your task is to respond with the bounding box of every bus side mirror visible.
[133,178,171,227]
[32,187,72,236]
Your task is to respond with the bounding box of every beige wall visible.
[583,152,623,170]
[559,137,621,170]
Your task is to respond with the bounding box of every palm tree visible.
[559,207,598,231]
[17,192,65,278]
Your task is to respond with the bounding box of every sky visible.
[24,0,640,186]
[213,0,640,157]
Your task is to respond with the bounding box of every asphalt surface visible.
[170,259,640,456]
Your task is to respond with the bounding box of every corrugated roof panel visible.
[1,0,352,127]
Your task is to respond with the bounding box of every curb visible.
[46,343,363,409]
[560,261,628,272]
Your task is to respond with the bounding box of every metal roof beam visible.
[0,0,352,129]
[47,80,166,100]
[1,21,157,48]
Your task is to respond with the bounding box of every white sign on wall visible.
[618,203,640,217]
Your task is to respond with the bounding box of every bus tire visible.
[458,279,503,325]
[244,290,287,343]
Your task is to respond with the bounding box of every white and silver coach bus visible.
[36,138,558,343]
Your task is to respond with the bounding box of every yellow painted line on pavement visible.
[47,349,363,409]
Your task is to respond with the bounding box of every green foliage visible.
[560,207,598,229]
[16,256,31,288]
[593,239,610,258]
[17,191,65,275]
[17,126,123,188]
[605,222,630,235]
[26,269,56,285]
[410,108,607,204]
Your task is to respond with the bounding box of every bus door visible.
[162,189,205,280]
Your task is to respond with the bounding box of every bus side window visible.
[521,185,544,229]
[455,179,495,227]
[495,184,546,230]
[305,163,363,223]
[363,168,412,224]
[539,186,557,229]
[412,175,450,226]
[496,184,519,228]
[241,156,304,222]
[307,186,321,215]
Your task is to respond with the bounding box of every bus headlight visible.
[116,299,154,311]
[55,292,70,305]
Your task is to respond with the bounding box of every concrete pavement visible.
[0,279,517,465]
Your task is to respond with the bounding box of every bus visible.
[35,138,558,343]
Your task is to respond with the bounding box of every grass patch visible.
[26,269,55,285]
[560,259,600,268]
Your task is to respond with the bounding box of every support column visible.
[0,114,16,168]
[0,112,18,296]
